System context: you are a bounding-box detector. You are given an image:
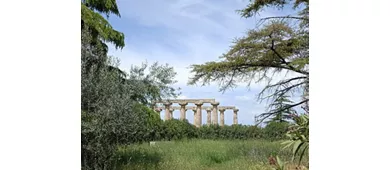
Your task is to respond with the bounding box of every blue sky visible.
[107,0,301,125]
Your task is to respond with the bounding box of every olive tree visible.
[82,28,178,169]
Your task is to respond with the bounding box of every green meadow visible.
[113,139,308,170]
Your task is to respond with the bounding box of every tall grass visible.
[113,139,308,170]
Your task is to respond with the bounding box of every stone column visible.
[192,108,197,125]
[195,101,203,128]
[164,102,172,120]
[169,108,174,120]
[206,108,212,125]
[178,102,188,121]
[211,102,220,125]
[219,108,226,126]
[233,108,239,125]
[184,108,189,121]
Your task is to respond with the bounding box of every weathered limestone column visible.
[164,102,172,120]
[219,108,226,126]
[211,102,219,125]
[206,108,212,125]
[195,101,203,128]
[178,102,188,121]
[233,108,239,125]
[169,108,174,120]
[192,108,197,125]
[184,108,189,121]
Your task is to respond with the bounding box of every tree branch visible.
[233,62,291,72]
[270,38,309,75]
[256,15,308,28]
[260,16,308,21]
[255,99,309,126]
[266,76,307,89]
[258,80,306,103]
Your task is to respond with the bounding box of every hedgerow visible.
[143,113,290,141]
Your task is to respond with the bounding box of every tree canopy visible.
[188,0,309,124]
[81,0,125,53]
[81,0,127,86]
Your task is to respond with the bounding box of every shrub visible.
[161,119,198,140]
[142,108,164,141]
[81,103,150,170]
[262,121,290,141]
[282,114,309,165]
[198,124,264,140]
[137,119,291,143]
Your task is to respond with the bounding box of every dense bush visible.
[198,124,263,140]
[262,121,290,141]
[81,60,149,170]
[160,119,198,140]
[141,119,291,142]
[143,107,164,141]
[81,28,147,169]
[81,105,149,170]
[141,120,269,141]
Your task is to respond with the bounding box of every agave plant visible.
[282,114,309,165]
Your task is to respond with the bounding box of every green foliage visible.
[126,62,179,106]
[282,114,309,165]
[81,1,181,169]
[272,156,286,170]
[263,122,290,141]
[113,140,308,170]
[81,0,125,79]
[81,0,125,50]
[261,94,296,124]
[239,0,308,18]
[81,88,152,169]
[130,119,282,141]
[160,119,198,140]
[201,150,234,166]
[143,109,164,141]
[81,29,179,169]
[141,123,267,141]
[82,0,120,17]
[199,124,263,140]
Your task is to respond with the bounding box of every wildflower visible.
[268,156,276,165]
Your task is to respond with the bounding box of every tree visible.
[81,0,126,75]
[188,0,309,124]
[81,28,179,169]
[81,0,124,50]
[125,62,180,106]
[263,94,297,124]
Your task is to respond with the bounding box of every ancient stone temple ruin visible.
[153,99,239,128]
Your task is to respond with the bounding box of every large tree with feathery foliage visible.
[188,0,309,124]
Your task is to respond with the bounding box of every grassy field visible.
[113,139,308,170]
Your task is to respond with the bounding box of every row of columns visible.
[155,102,239,127]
